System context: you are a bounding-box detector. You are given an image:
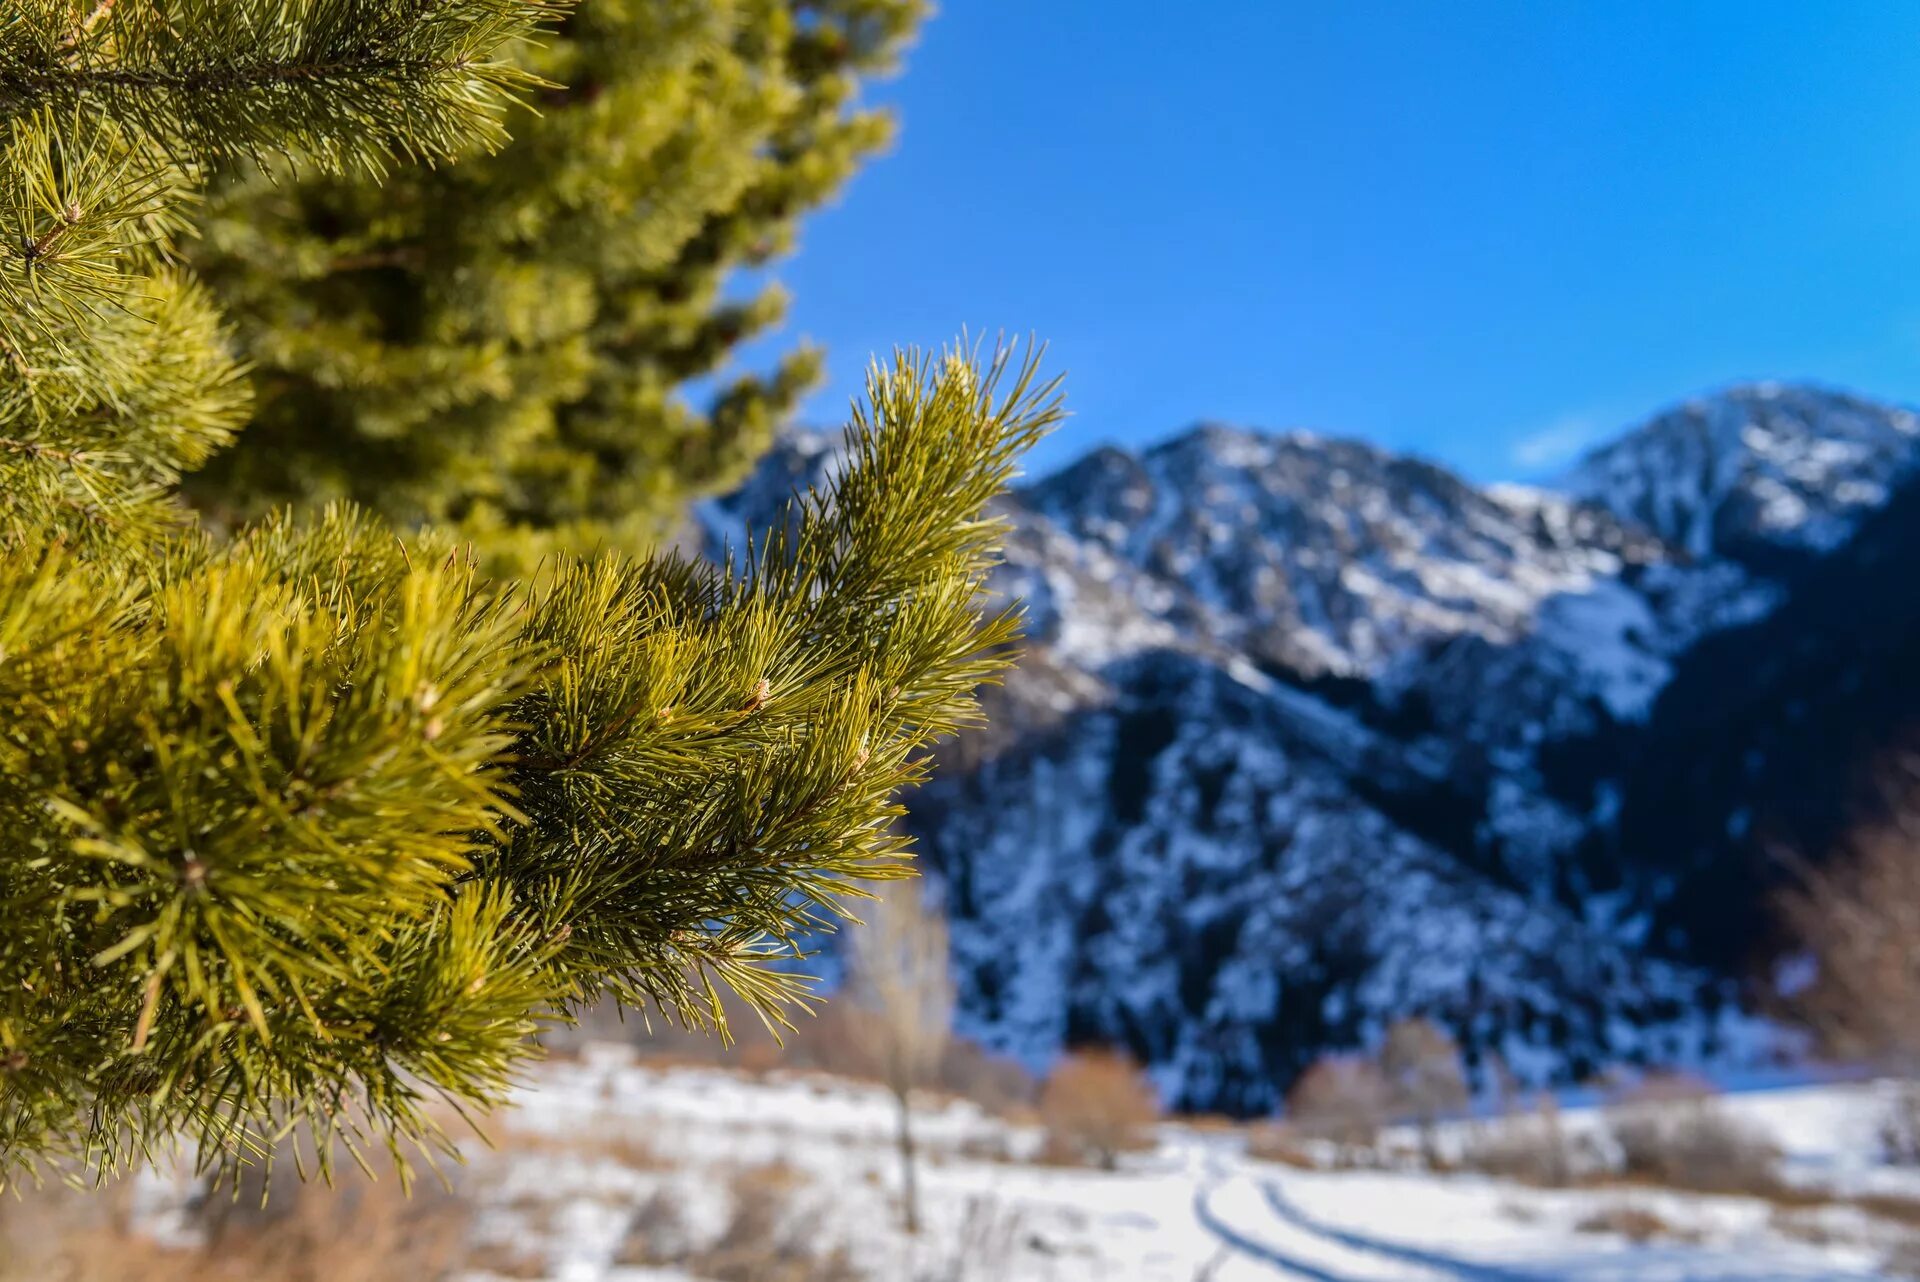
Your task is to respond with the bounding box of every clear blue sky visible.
[734,2,1920,481]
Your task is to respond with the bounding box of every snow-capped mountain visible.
[1565,384,1920,564]
[711,383,1920,1113]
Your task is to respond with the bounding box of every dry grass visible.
[1856,1192,1920,1229]
[1497,1200,1544,1225]
[613,1186,697,1268]
[0,1168,470,1282]
[487,1118,669,1171]
[955,1130,1018,1164]
[918,1195,1030,1282]
[1888,1237,1920,1280]
[1767,1204,1846,1248]
[615,1163,865,1282]
[1574,1202,1698,1245]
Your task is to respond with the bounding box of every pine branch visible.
[496,344,1059,1028]
[0,0,564,174]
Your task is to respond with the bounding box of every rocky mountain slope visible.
[709,383,1920,1113]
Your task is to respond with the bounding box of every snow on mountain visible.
[711,383,1920,1114]
[914,650,1731,1114]
[1021,426,1670,688]
[1566,383,1920,563]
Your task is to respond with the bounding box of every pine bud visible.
[743,678,772,712]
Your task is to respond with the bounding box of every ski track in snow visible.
[1195,1179,1366,1281]
[1257,1179,1550,1282]
[1198,1169,1892,1282]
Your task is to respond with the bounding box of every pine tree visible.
[181,0,926,565]
[0,0,1053,1190]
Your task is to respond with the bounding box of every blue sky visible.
[734,2,1920,481]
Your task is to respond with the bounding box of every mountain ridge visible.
[710,380,1920,1111]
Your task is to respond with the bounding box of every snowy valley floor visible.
[431,1045,1917,1281]
[17,1043,1919,1282]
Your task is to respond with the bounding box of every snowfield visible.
[343,1045,1920,1282]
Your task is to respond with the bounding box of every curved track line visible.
[1191,1181,1369,1282]
[1259,1180,1549,1282]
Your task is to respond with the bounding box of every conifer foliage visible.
[185,0,926,561]
[0,0,1053,1189]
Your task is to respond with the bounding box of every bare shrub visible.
[696,1164,864,1282]
[613,1187,696,1268]
[1459,1094,1576,1187]
[1882,1084,1920,1166]
[938,1040,1039,1116]
[1776,754,1920,1074]
[915,1196,1028,1282]
[1574,1203,1695,1244]
[1605,1073,1780,1194]
[844,878,955,1234]
[1286,1054,1390,1165]
[1379,1016,1469,1165]
[1038,1049,1160,1170]
[620,1164,863,1282]
[1245,1122,1318,1169]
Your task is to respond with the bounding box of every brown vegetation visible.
[1286,1055,1391,1164]
[843,879,956,1233]
[1380,1017,1470,1163]
[1603,1073,1781,1195]
[1458,1095,1579,1187]
[1776,754,1920,1073]
[616,1164,863,1282]
[1574,1203,1696,1244]
[488,1120,669,1171]
[0,1170,468,1282]
[1245,1122,1319,1169]
[1039,1049,1161,1170]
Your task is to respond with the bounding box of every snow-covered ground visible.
[385,1044,1920,1282]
